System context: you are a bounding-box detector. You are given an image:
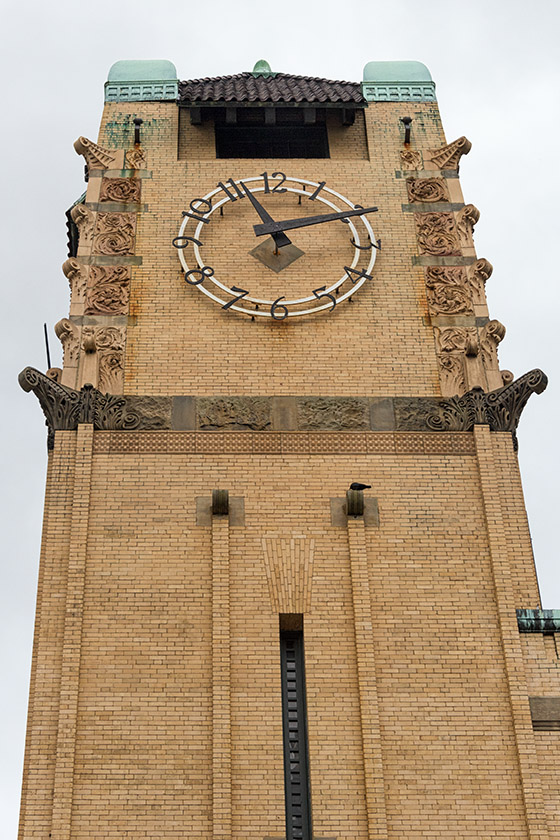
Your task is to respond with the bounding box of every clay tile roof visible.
[178,72,365,105]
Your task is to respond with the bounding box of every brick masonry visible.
[18,72,558,840]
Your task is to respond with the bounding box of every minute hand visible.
[253,205,378,237]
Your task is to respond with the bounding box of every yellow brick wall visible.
[96,100,448,397]
[18,83,556,840]
[18,432,544,840]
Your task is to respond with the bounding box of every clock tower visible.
[18,59,560,840]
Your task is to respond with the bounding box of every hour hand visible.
[240,182,292,248]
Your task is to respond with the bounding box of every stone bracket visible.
[330,496,379,527]
[196,496,245,526]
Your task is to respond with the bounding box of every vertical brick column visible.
[347,517,388,840]
[474,425,549,840]
[211,514,232,840]
[18,433,76,840]
[50,424,93,840]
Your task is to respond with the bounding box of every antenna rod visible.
[43,323,52,370]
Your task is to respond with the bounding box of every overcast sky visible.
[2,0,559,834]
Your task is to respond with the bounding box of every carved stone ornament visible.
[70,204,95,250]
[19,367,547,452]
[456,204,480,246]
[125,147,146,170]
[407,178,449,203]
[73,136,117,170]
[425,136,472,170]
[54,318,80,365]
[394,368,548,448]
[99,178,141,203]
[93,213,135,256]
[197,396,271,430]
[425,266,473,315]
[62,258,88,302]
[436,326,479,356]
[297,397,370,430]
[85,266,130,315]
[437,353,466,396]
[480,319,506,370]
[400,149,422,171]
[95,327,125,393]
[468,258,493,306]
[415,213,461,256]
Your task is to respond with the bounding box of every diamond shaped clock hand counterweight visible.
[253,205,378,237]
[240,182,293,249]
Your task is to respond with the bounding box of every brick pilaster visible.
[347,517,388,840]
[211,514,232,840]
[50,425,93,840]
[475,425,549,840]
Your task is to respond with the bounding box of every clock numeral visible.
[312,286,337,311]
[173,235,203,249]
[350,236,373,251]
[271,296,289,320]
[183,197,212,224]
[217,178,245,202]
[260,171,270,194]
[185,265,214,286]
[222,286,249,310]
[270,171,287,193]
[344,265,373,284]
[308,180,326,201]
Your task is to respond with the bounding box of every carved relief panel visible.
[407,178,449,203]
[92,213,136,256]
[415,213,461,256]
[85,266,131,315]
[425,266,473,315]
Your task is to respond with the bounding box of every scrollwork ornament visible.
[70,204,95,250]
[456,204,480,246]
[95,327,125,393]
[93,212,135,255]
[425,266,473,314]
[125,148,146,170]
[480,319,506,370]
[437,352,466,396]
[415,213,461,256]
[468,258,493,305]
[407,178,449,203]
[62,258,88,302]
[54,318,80,365]
[99,178,141,203]
[85,266,130,315]
[400,149,422,171]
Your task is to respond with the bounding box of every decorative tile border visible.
[91,430,476,456]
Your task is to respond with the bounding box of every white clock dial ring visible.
[175,175,378,318]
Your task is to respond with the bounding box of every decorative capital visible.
[425,136,472,170]
[423,369,548,448]
[74,136,117,170]
[19,367,141,449]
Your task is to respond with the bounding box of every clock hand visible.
[253,205,378,237]
[240,182,293,249]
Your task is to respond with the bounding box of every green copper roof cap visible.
[107,59,177,82]
[105,59,178,102]
[363,60,432,83]
[252,59,275,78]
[362,60,435,103]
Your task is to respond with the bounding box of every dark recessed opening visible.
[215,124,330,159]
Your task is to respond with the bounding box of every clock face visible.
[173,173,380,319]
